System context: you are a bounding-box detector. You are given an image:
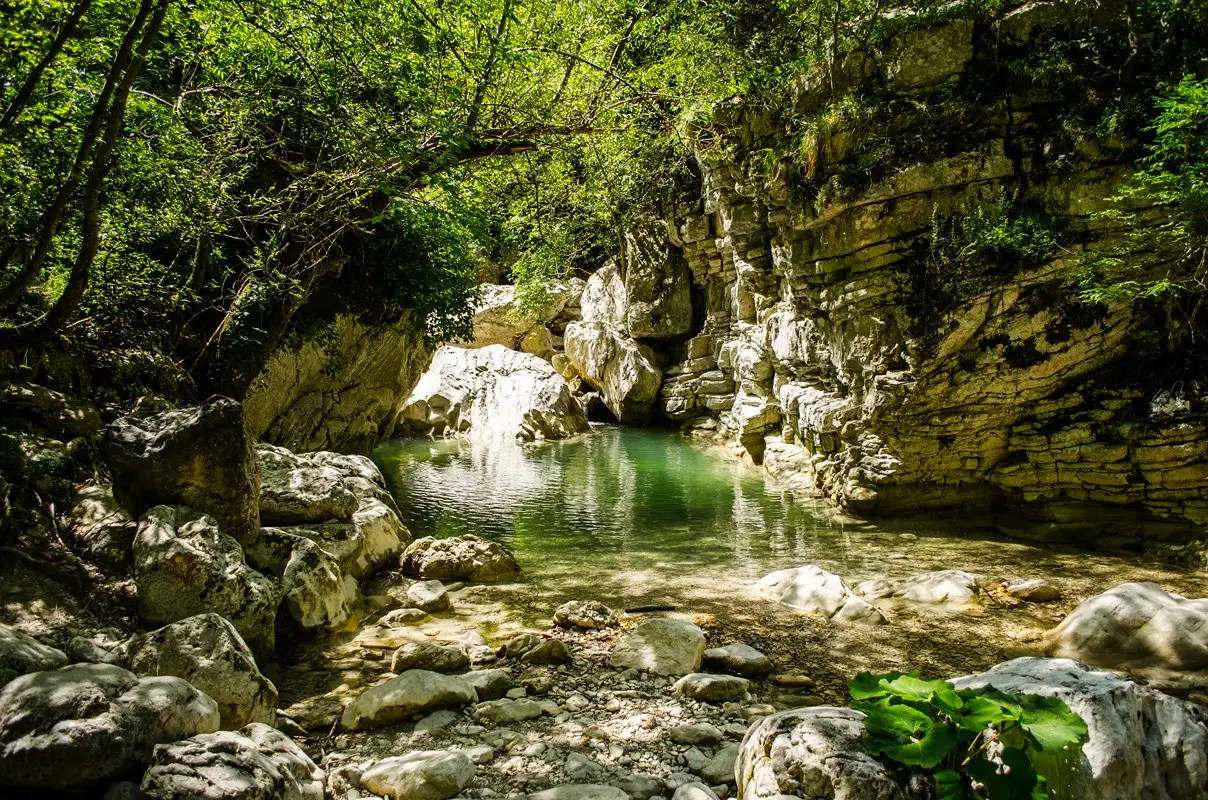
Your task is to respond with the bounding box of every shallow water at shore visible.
[372,426,1201,620]
[271,427,1202,728]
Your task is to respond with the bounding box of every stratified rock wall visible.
[244,314,429,454]
[643,3,1208,543]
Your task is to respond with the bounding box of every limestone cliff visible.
[244,313,429,454]
[600,2,1208,543]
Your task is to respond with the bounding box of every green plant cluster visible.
[851,671,1088,800]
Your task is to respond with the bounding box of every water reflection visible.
[375,427,880,587]
[372,427,1202,613]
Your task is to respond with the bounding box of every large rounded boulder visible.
[401,535,520,582]
[0,663,220,791]
[133,506,281,658]
[1041,581,1208,674]
[120,613,278,730]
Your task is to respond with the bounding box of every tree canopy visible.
[2,0,1206,397]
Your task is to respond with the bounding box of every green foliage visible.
[851,671,1088,799]
[909,193,1063,341]
[928,193,1061,287]
[1077,76,1208,313]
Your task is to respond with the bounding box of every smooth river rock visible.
[340,670,476,731]
[361,749,474,800]
[121,613,277,730]
[610,618,706,676]
[0,663,220,790]
[673,673,751,703]
[402,535,521,582]
[528,785,630,800]
[554,600,619,630]
[754,566,886,624]
[398,345,589,442]
[391,643,469,674]
[140,722,323,800]
[1041,581,1208,672]
[702,643,773,677]
[408,579,453,612]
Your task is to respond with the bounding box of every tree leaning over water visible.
[2,0,1206,398]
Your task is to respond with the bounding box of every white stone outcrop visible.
[755,566,886,624]
[564,322,662,422]
[247,528,358,632]
[257,443,408,579]
[398,345,589,441]
[140,722,323,800]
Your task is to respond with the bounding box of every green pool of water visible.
[373,426,1203,615]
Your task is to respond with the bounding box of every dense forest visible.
[3,2,1208,799]
[3,0,1204,402]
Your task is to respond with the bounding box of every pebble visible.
[466,745,495,764]
[604,698,622,712]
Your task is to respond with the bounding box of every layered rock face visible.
[604,6,1208,542]
[244,313,430,454]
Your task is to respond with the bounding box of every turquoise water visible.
[372,427,1199,612]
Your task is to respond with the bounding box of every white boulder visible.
[564,321,662,422]
[0,663,220,790]
[398,345,589,442]
[610,618,706,676]
[140,722,323,800]
[953,657,1208,799]
[1042,581,1208,673]
[340,670,476,731]
[121,613,277,730]
[361,749,474,800]
[401,535,521,582]
[755,566,886,624]
[133,506,280,658]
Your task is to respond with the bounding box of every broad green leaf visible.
[859,698,957,769]
[850,671,963,712]
[959,690,1023,730]
[1018,695,1088,752]
[849,671,906,700]
[934,769,964,800]
[880,673,964,712]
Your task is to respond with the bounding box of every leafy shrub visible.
[851,671,1088,799]
[925,192,1061,299]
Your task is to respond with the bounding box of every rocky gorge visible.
[2,1,1208,799]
